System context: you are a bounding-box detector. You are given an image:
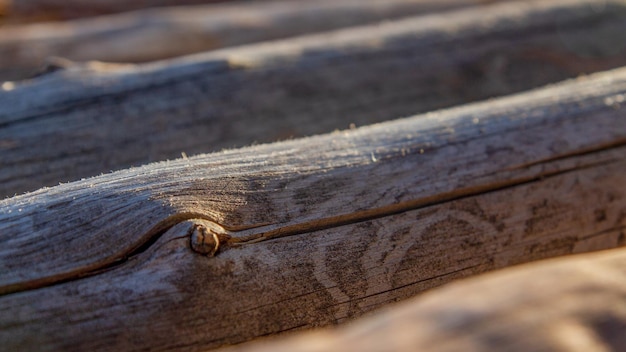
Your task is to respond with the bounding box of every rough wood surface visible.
[2,0,626,198]
[222,247,626,352]
[0,65,625,350]
[0,0,516,80]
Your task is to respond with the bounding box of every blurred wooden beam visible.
[2,0,626,198]
[0,0,517,81]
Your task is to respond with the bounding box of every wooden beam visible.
[2,0,626,198]
[0,0,517,80]
[222,247,626,352]
[0,65,625,351]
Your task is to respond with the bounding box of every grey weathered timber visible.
[2,0,626,198]
[0,65,625,351]
[0,0,516,81]
[223,247,626,352]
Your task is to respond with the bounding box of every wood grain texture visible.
[3,0,626,198]
[0,65,625,350]
[222,247,626,352]
[0,0,516,80]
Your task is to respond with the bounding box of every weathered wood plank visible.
[221,247,626,352]
[0,65,625,350]
[0,0,516,81]
[2,0,626,198]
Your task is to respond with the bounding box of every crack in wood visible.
[226,150,624,246]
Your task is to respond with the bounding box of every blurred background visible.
[0,0,533,81]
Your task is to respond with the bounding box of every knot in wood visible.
[190,224,220,256]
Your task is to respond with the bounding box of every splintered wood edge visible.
[0,64,625,295]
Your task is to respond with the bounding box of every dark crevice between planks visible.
[1,141,624,297]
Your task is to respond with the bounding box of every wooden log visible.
[0,0,516,81]
[2,0,626,198]
[222,247,626,352]
[0,65,625,350]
